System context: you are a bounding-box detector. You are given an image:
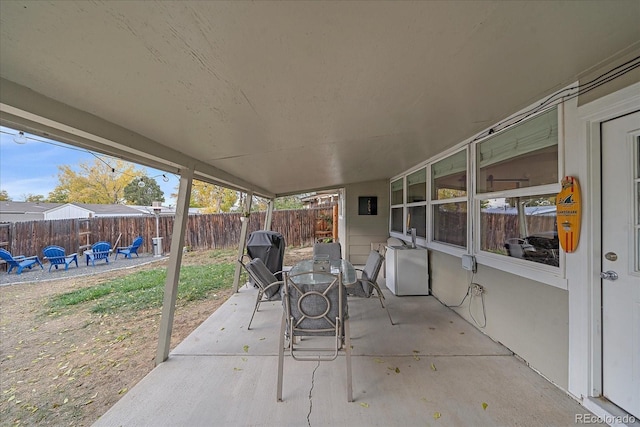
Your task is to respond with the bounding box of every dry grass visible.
[0,247,312,426]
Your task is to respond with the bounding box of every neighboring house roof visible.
[0,202,202,223]
[0,201,64,214]
[71,203,143,216]
[128,205,202,215]
[0,201,64,222]
[300,191,339,208]
[129,205,176,215]
[1,201,145,222]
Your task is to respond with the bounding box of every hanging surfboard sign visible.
[556,176,582,253]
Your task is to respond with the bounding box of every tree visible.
[0,189,10,201]
[23,194,46,203]
[235,194,302,212]
[49,159,143,204]
[186,180,238,213]
[123,176,165,205]
[274,195,303,210]
[47,187,69,203]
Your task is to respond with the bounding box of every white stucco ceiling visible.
[1,1,638,197]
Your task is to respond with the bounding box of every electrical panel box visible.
[462,254,476,272]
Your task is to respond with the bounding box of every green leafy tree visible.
[274,195,303,210]
[23,194,46,202]
[0,189,11,201]
[185,180,238,213]
[123,176,165,205]
[47,187,69,203]
[246,195,268,212]
[50,159,143,204]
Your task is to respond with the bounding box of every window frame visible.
[387,100,569,289]
[389,167,429,245]
[427,147,470,256]
[390,177,406,236]
[472,106,567,289]
[406,167,427,239]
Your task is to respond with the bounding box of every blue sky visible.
[0,126,177,205]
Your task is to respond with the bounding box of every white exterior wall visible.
[44,205,92,220]
[344,180,390,265]
[430,251,569,389]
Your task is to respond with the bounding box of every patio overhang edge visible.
[0,78,275,199]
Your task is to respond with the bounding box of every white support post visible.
[155,166,194,365]
[264,199,274,231]
[232,192,253,293]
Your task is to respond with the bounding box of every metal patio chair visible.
[347,250,394,325]
[239,255,284,330]
[312,241,342,260]
[277,270,352,402]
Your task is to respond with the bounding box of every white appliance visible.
[385,246,429,296]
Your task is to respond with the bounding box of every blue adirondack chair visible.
[115,236,143,260]
[86,241,112,266]
[0,248,44,275]
[43,245,78,272]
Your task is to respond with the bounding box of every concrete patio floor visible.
[94,280,600,427]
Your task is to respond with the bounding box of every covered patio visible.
[1,2,639,425]
[94,282,597,427]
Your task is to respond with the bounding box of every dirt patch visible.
[0,247,312,426]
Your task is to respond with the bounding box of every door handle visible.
[600,270,618,281]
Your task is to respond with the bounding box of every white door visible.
[602,111,640,418]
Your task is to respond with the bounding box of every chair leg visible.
[373,284,394,325]
[345,318,353,402]
[247,291,263,330]
[277,314,286,402]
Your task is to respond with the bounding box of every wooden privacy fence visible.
[0,207,333,266]
[1,208,555,268]
[481,212,556,252]
[433,211,556,252]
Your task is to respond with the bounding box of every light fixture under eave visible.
[138,179,146,188]
[162,174,169,182]
[13,131,27,144]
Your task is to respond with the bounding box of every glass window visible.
[407,205,426,238]
[407,168,426,203]
[480,194,559,267]
[391,207,404,233]
[432,150,466,200]
[433,202,467,246]
[430,149,468,248]
[391,179,404,205]
[477,108,558,193]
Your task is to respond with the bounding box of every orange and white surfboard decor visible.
[556,176,582,253]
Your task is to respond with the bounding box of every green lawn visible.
[48,262,236,315]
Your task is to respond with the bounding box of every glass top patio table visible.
[289,258,357,285]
